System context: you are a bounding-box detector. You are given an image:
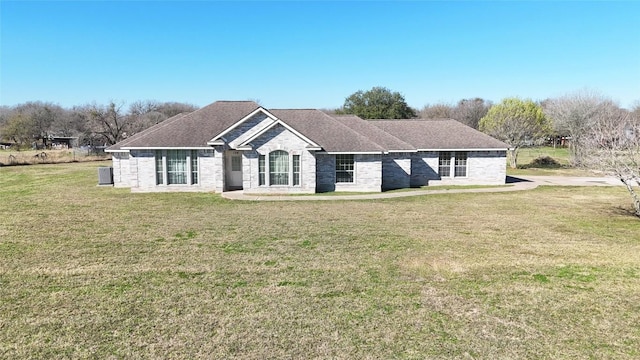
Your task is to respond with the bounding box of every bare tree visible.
[543,90,616,165]
[127,100,198,134]
[51,107,85,138]
[420,103,453,119]
[0,102,66,148]
[87,101,129,145]
[582,104,640,216]
[128,100,166,134]
[156,102,198,118]
[1,113,34,147]
[452,98,492,129]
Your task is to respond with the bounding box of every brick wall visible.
[382,152,412,190]
[428,150,507,186]
[111,152,130,188]
[124,149,217,193]
[243,124,316,194]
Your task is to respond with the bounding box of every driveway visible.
[513,175,622,187]
[221,175,623,201]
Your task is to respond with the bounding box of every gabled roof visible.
[237,118,321,150]
[107,101,260,151]
[369,119,510,150]
[208,106,278,145]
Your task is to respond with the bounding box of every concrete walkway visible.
[220,175,623,201]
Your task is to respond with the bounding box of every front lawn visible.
[1,162,639,358]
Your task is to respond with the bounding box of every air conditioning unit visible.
[98,167,113,185]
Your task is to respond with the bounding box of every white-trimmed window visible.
[335,154,354,183]
[293,155,300,186]
[156,151,164,185]
[439,151,467,177]
[155,150,199,185]
[269,150,289,185]
[454,152,467,177]
[258,154,266,186]
[259,151,302,187]
[438,152,451,177]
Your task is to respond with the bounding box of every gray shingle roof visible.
[107,101,260,150]
[270,109,386,153]
[107,100,508,153]
[106,113,187,151]
[331,115,415,151]
[369,119,509,150]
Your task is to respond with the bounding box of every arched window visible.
[269,150,289,185]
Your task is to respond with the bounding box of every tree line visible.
[336,87,639,164]
[2,88,639,215]
[0,100,198,149]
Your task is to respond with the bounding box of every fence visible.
[0,148,110,166]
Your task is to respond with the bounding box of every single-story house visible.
[106,100,509,193]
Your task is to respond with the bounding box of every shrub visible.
[525,155,562,168]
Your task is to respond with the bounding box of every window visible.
[258,154,265,186]
[454,152,467,177]
[439,151,467,177]
[335,154,354,183]
[439,152,451,177]
[293,155,300,186]
[259,151,302,187]
[156,150,164,185]
[231,154,242,171]
[269,150,289,185]
[155,150,198,186]
[167,150,187,184]
[191,150,199,184]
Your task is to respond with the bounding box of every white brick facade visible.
[111,152,130,188]
[108,104,507,193]
[316,153,383,192]
[427,150,507,186]
[112,149,505,193]
[243,124,316,194]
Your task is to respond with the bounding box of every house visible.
[106,100,509,193]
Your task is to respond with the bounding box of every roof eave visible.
[320,151,385,155]
[121,146,214,150]
[387,149,418,153]
[416,147,509,151]
[105,149,129,153]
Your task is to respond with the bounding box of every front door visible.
[225,151,243,190]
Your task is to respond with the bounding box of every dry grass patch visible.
[1,162,639,358]
[0,149,109,166]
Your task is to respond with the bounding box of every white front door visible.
[225,151,243,190]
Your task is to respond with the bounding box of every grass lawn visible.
[1,162,639,358]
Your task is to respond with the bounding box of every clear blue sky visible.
[1,1,639,110]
